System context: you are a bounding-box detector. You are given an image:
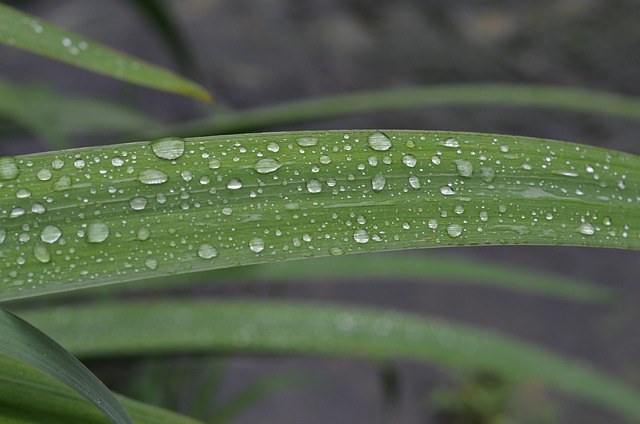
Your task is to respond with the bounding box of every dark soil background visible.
[2,1,640,423]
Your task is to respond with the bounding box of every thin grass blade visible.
[0,4,210,100]
[0,130,637,301]
[0,308,132,424]
[19,300,640,422]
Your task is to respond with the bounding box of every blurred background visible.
[1,0,640,423]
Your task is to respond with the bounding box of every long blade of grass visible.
[0,130,637,301]
[160,84,640,137]
[0,353,203,424]
[0,3,210,100]
[0,308,132,424]
[0,78,160,148]
[19,300,640,422]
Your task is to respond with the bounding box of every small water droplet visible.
[41,225,62,244]
[440,186,455,196]
[447,224,462,238]
[431,156,441,165]
[87,222,109,243]
[409,176,421,189]
[145,258,158,270]
[577,223,595,235]
[51,158,65,170]
[0,229,5,244]
[479,211,489,222]
[0,157,19,180]
[372,175,386,191]
[129,196,148,210]
[10,207,25,218]
[208,159,221,169]
[353,229,370,244]
[306,179,322,193]
[454,205,465,214]
[368,131,392,151]
[428,218,438,229]
[454,159,473,177]
[402,154,417,168]
[254,158,282,174]
[37,168,52,181]
[249,237,265,253]
[296,136,319,147]
[16,188,31,198]
[198,244,218,259]
[53,176,72,191]
[267,142,280,152]
[151,137,185,160]
[227,177,243,190]
[31,203,46,214]
[139,169,168,185]
[111,157,124,167]
[33,245,51,264]
[137,228,150,241]
[480,167,495,183]
[441,138,459,148]
[329,246,344,256]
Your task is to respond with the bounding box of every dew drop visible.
[137,228,151,241]
[32,203,46,214]
[208,159,221,169]
[16,188,31,198]
[454,159,473,177]
[249,237,265,253]
[479,211,489,222]
[440,186,455,196]
[53,176,72,191]
[577,223,595,235]
[296,136,319,147]
[41,225,62,244]
[409,176,421,189]
[306,179,322,193]
[0,229,5,244]
[33,245,51,264]
[111,157,124,167]
[267,142,280,152]
[226,177,243,190]
[447,224,463,238]
[145,259,158,270]
[73,159,85,169]
[198,244,218,259]
[480,167,495,183]
[10,207,25,218]
[353,229,370,244]
[368,131,392,151]
[431,156,441,165]
[428,219,438,230]
[0,157,19,180]
[329,246,345,256]
[151,137,185,160]
[254,158,282,174]
[87,222,109,243]
[52,158,65,170]
[402,154,417,168]
[139,169,168,185]
[37,168,52,181]
[441,138,459,148]
[129,196,148,210]
[454,205,465,214]
[372,175,386,191]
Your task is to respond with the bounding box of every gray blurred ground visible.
[2,0,640,423]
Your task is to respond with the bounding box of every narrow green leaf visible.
[158,84,640,137]
[0,78,160,148]
[0,308,132,424]
[20,300,640,422]
[0,3,210,100]
[0,131,637,301]
[0,353,203,424]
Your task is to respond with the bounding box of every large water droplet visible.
[16,188,31,198]
[198,244,218,259]
[208,159,221,169]
[440,138,459,148]
[454,159,473,177]
[33,245,51,264]
[296,136,319,147]
[409,176,421,189]
[227,177,243,190]
[372,175,386,191]
[254,158,282,174]
[37,168,52,181]
[577,223,595,235]
[145,258,158,270]
[129,196,148,210]
[53,176,71,191]
[306,179,322,193]
[368,131,392,151]
[353,229,370,244]
[139,169,168,185]
[137,228,150,241]
[151,137,185,160]
[87,222,109,243]
[41,225,62,244]
[329,246,345,256]
[402,154,417,168]
[249,237,265,253]
[0,157,19,180]
[447,224,462,238]
[440,186,455,196]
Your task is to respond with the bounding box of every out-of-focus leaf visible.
[20,300,640,422]
[0,307,132,424]
[0,3,210,100]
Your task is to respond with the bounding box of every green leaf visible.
[158,84,640,137]
[0,3,210,101]
[0,131,637,301]
[0,307,132,424]
[0,78,160,148]
[0,353,203,424]
[19,300,640,422]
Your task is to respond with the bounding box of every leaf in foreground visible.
[0,353,203,424]
[19,300,640,422]
[0,3,210,100]
[0,308,132,424]
[0,130,637,301]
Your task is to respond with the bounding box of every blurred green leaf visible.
[0,3,211,100]
[0,353,203,424]
[20,300,640,422]
[0,307,132,424]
